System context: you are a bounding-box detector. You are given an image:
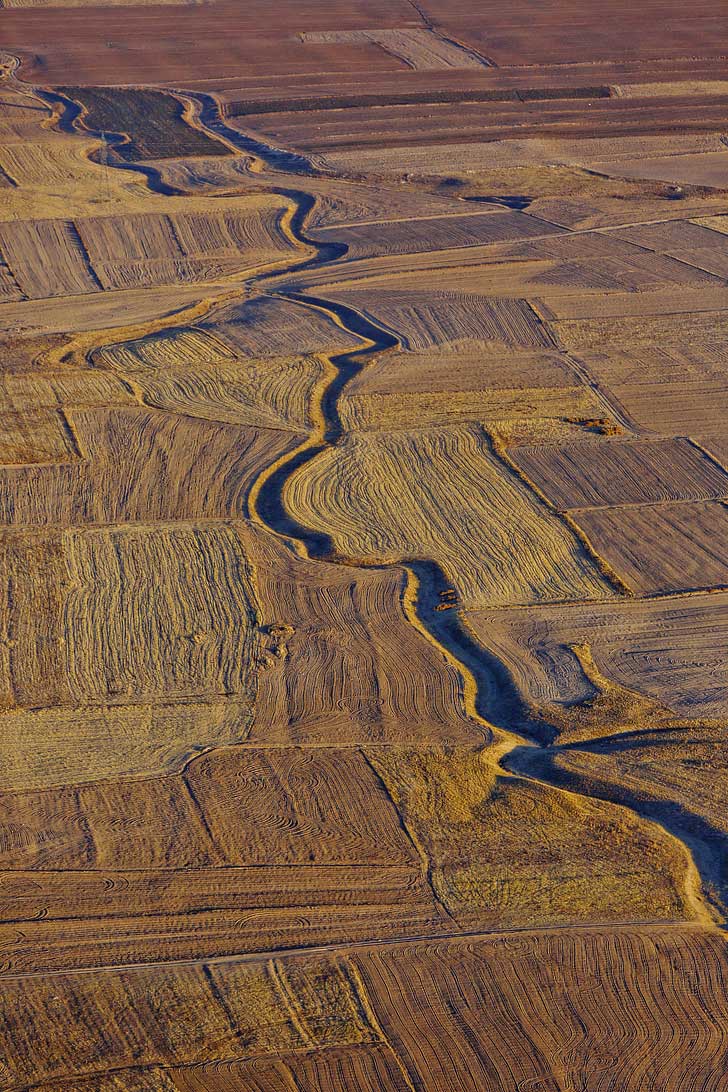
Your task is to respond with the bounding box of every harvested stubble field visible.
[284,424,612,608]
[570,501,728,595]
[3,1,728,1088]
[304,287,555,352]
[0,199,303,298]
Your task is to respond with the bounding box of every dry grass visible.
[569,343,728,434]
[418,164,728,229]
[63,523,258,703]
[572,501,728,595]
[304,174,471,230]
[0,952,386,1087]
[8,920,727,1088]
[339,385,604,432]
[247,522,478,744]
[319,132,725,175]
[552,310,728,353]
[0,409,79,464]
[209,295,368,356]
[0,700,251,789]
[538,641,674,742]
[598,150,728,189]
[0,199,300,300]
[550,728,728,857]
[99,327,325,431]
[338,342,606,432]
[0,115,150,224]
[310,209,558,260]
[4,13,728,1088]
[0,408,302,524]
[370,745,688,926]
[0,283,234,340]
[0,521,260,782]
[535,285,728,320]
[185,747,420,867]
[285,424,611,608]
[317,287,553,351]
[0,867,441,973]
[301,29,486,70]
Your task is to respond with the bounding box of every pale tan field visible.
[2,3,728,1088]
[300,28,488,70]
[337,340,609,434]
[467,591,728,726]
[0,200,301,298]
[318,131,727,175]
[572,501,728,594]
[512,436,728,508]
[100,330,326,431]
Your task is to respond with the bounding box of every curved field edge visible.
[4,70,724,940]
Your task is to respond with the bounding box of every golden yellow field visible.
[2,1,728,1087]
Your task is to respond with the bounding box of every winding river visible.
[33,77,728,928]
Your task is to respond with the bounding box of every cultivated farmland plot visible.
[2,1,728,1087]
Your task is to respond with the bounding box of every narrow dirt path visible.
[0,919,707,984]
